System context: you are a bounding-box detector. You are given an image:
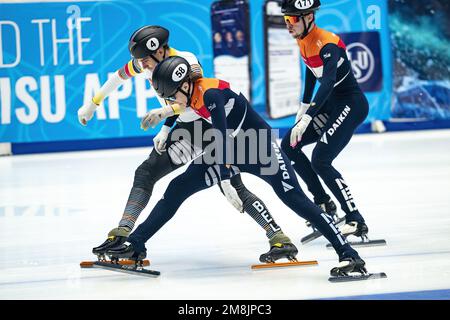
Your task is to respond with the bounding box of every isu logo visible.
[346,42,375,84]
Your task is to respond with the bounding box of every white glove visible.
[77,100,98,126]
[295,102,311,123]
[290,114,312,148]
[153,125,171,155]
[220,180,244,213]
[140,106,174,131]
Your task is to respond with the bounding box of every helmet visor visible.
[284,15,301,24]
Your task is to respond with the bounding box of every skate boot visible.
[92,226,131,260]
[330,251,366,277]
[306,198,339,228]
[329,250,387,282]
[259,233,298,263]
[331,221,386,248]
[106,242,147,262]
[340,221,369,238]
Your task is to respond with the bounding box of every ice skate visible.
[305,198,338,228]
[252,233,318,270]
[80,227,151,268]
[326,221,386,248]
[106,242,147,261]
[92,226,131,260]
[329,252,386,282]
[301,199,345,244]
[88,242,160,277]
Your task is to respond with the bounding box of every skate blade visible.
[328,272,387,283]
[326,239,387,249]
[92,261,160,277]
[251,260,318,270]
[301,217,346,244]
[301,231,322,244]
[80,259,150,268]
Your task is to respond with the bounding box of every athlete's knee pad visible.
[132,151,172,194]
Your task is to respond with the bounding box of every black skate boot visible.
[92,227,130,260]
[329,250,387,282]
[306,198,339,228]
[259,233,298,263]
[106,242,147,262]
[92,242,158,277]
[330,252,366,277]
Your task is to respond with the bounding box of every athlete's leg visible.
[118,121,203,230]
[230,174,287,241]
[310,94,369,223]
[127,161,214,252]
[240,141,356,257]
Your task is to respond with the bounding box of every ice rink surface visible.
[1,129,450,300]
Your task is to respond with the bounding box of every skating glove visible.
[290,114,312,148]
[77,100,98,126]
[218,165,244,213]
[141,106,175,131]
[295,102,311,123]
[153,125,171,155]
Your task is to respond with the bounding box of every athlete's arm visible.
[96,59,142,104]
[180,51,204,81]
[305,43,340,117]
[164,115,179,128]
[190,64,203,82]
[204,88,231,174]
[78,59,142,125]
[204,88,240,209]
[302,67,317,104]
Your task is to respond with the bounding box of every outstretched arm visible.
[78,59,143,126]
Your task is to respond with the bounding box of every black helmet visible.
[281,0,321,16]
[128,25,169,60]
[152,56,192,100]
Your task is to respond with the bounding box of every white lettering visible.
[135,74,156,117]
[0,21,21,68]
[0,78,11,124]
[31,19,50,66]
[76,17,93,65]
[15,76,39,124]
[52,18,74,66]
[41,75,66,123]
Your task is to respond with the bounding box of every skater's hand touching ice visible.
[77,100,98,126]
[153,125,170,155]
[290,114,312,148]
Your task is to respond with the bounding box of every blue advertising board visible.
[0,0,392,148]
